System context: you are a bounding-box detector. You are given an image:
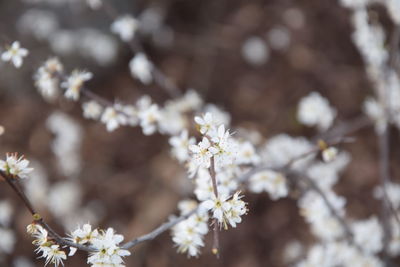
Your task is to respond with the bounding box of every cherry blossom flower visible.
[34,58,63,102]
[249,170,288,200]
[1,41,28,68]
[40,245,67,267]
[322,147,338,163]
[68,224,99,256]
[0,153,33,179]
[82,101,103,120]
[61,70,93,101]
[297,92,336,131]
[189,137,213,169]
[111,15,139,42]
[129,53,153,84]
[138,104,161,135]
[194,112,215,135]
[169,130,196,163]
[100,106,128,132]
[88,228,130,267]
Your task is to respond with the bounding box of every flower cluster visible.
[201,191,247,230]
[28,222,131,267]
[189,113,236,170]
[86,228,130,267]
[34,57,64,102]
[249,170,288,200]
[3,0,400,265]
[172,202,209,257]
[61,70,93,101]
[27,223,67,267]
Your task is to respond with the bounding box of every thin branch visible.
[3,168,201,252]
[121,209,197,249]
[209,157,220,257]
[1,171,36,215]
[0,171,96,252]
[239,118,367,183]
[209,157,219,198]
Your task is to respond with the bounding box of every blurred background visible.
[0,0,396,266]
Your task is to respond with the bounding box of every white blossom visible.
[201,194,231,224]
[138,104,161,135]
[0,153,33,179]
[374,182,400,209]
[34,58,63,102]
[351,8,387,69]
[83,101,103,120]
[209,125,236,168]
[88,228,130,267]
[129,53,153,84]
[322,147,338,163]
[297,92,336,131]
[299,191,346,225]
[194,112,216,135]
[121,105,139,127]
[172,210,208,258]
[189,137,213,169]
[46,112,82,177]
[111,15,139,42]
[61,70,93,101]
[201,191,247,229]
[177,199,198,215]
[39,245,67,267]
[236,141,260,165]
[352,217,383,254]
[389,216,400,256]
[1,41,29,68]
[169,130,196,163]
[262,134,314,170]
[249,170,288,200]
[363,97,386,134]
[68,223,99,256]
[101,106,128,132]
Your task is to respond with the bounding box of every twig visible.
[209,157,220,258]
[2,168,202,252]
[0,171,96,252]
[121,209,197,249]
[239,117,368,183]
